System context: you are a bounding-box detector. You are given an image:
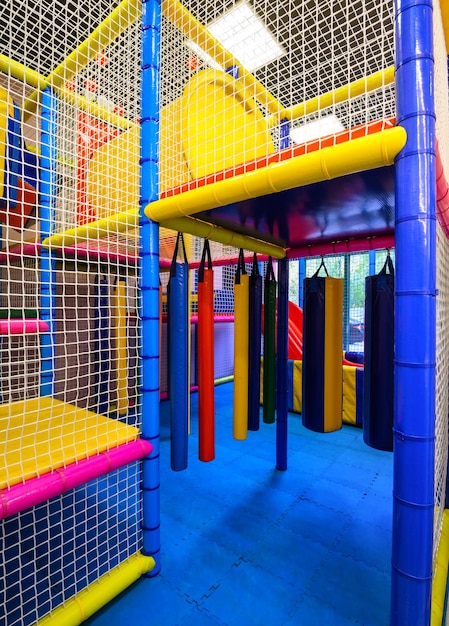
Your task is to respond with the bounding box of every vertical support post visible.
[299,258,306,309]
[140,0,161,576]
[276,258,289,470]
[40,87,57,398]
[279,118,290,150]
[343,254,350,350]
[369,249,376,276]
[391,0,436,623]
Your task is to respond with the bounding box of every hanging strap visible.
[198,239,212,283]
[251,252,260,277]
[265,256,276,284]
[235,248,247,285]
[379,251,394,276]
[312,256,329,278]
[170,232,188,277]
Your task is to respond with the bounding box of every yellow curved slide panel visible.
[180,69,275,179]
[324,278,343,432]
[0,397,140,489]
[233,274,249,440]
[114,280,129,415]
[37,552,155,626]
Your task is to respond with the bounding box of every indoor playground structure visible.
[1,0,449,624]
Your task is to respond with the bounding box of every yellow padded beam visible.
[37,552,155,625]
[145,127,407,222]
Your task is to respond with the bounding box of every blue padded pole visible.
[298,258,305,309]
[391,0,436,622]
[276,258,289,470]
[39,88,57,398]
[140,0,161,576]
[369,250,376,276]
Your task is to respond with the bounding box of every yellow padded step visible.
[0,397,140,489]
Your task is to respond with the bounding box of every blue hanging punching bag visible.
[363,253,394,452]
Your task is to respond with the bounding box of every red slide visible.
[287,301,303,360]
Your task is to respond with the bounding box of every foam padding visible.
[302,276,343,433]
[261,357,361,426]
[343,365,357,426]
[0,397,141,489]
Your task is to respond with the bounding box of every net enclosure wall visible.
[0,2,154,625]
[0,0,449,625]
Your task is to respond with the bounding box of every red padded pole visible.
[198,242,215,461]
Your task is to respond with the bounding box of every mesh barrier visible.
[0,2,146,624]
[433,0,449,568]
[159,0,396,199]
[0,0,448,623]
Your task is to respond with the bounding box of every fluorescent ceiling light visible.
[290,115,345,144]
[208,1,284,72]
[186,40,223,71]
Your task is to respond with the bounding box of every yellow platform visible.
[0,397,140,489]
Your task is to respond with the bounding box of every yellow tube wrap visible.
[114,279,129,415]
[23,0,140,119]
[431,509,449,626]
[324,278,343,432]
[440,0,449,54]
[161,217,286,259]
[37,552,155,626]
[233,274,249,441]
[42,208,139,250]
[268,66,395,127]
[145,127,407,222]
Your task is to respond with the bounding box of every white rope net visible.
[0,1,145,624]
[159,0,396,196]
[433,0,449,570]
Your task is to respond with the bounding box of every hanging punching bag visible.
[198,239,215,462]
[263,257,276,424]
[302,258,343,433]
[363,253,394,452]
[248,253,262,431]
[167,232,189,470]
[233,249,249,440]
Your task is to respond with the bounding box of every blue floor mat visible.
[86,383,393,626]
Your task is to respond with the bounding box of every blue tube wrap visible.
[391,0,436,622]
[140,0,162,575]
[40,87,57,398]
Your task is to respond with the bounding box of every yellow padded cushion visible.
[0,397,140,489]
